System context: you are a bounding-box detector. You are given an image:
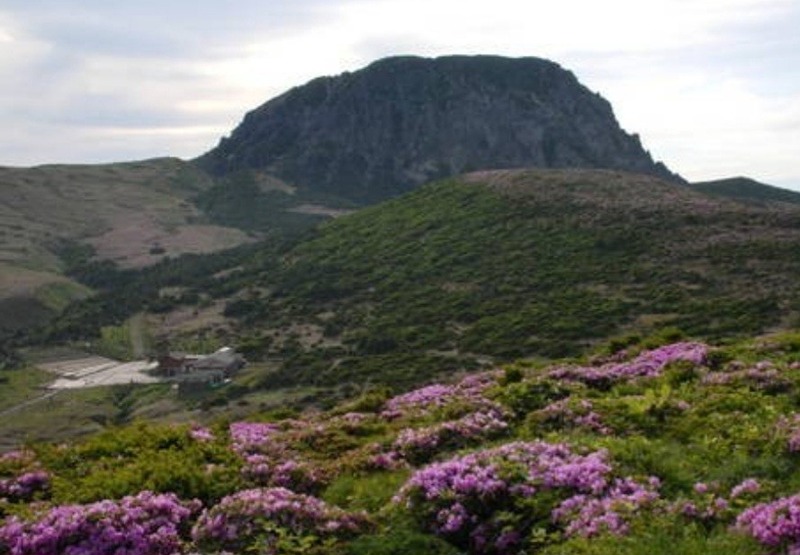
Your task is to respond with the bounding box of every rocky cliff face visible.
[198,55,681,203]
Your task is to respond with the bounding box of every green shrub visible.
[497,379,571,417]
[542,515,762,555]
[346,515,459,555]
[323,471,409,513]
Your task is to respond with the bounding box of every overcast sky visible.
[1,0,798,190]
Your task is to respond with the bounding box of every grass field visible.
[0,385,114,450]
[0,366,51,412]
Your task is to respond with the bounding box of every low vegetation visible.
[24,169,800,398]
[205,170,800,387]
[691,176,800,206]
[0,158,270,340]
[195,170,352,233]
[1,332,799,553]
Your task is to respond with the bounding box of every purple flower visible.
[189,425,214,442]
[553,477,660,538]
[229,422,280,454]
[392,409,509,463]
[694,482,709,494]
[537,398,612,435]
[192,487,369,552]
[368,450,406,471]
[550,342,708,386]
[0,471,50,502]
[381,371,501,419]
[395,440,653,553]
[774,414,800,453]
[730,479,760,499]
[703,360,791,391]
[737,493,800,550]
[0,491,198,555]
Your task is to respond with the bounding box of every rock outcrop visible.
[198,55,681,203]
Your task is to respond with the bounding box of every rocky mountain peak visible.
[198,55,681,203]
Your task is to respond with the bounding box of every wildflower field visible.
[1,333,800,554]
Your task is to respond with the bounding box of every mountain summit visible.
[198,55,680,203]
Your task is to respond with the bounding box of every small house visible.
[190,347,245,376]
[154,347,245,383]
[154,354,194,377]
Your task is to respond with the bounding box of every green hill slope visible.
[193,169,800,387]
[39,168,800,391]
[691,176,800,205]
[0,158,273,335]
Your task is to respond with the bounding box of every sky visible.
[0,0,798,190]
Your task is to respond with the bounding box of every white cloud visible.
[335,0,794,57]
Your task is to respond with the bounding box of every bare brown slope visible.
[0,158,253,328]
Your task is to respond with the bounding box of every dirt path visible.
[36,354,160,389]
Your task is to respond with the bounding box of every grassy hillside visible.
[0,159,359,338]
[194,170,354,233]
[36,168,800,392]
[198,169,800,387]
[1,333,800,554]
[0,158,257,332]
[5,168,800,553]
[0,158,219,271]
[692,176,800,205]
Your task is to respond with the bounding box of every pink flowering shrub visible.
[188,425,214,443]
[0,471,50,503]
[736,493,800,552]
[229,422,281,454]
[381,371,501,420]
[328,412,378,435]
[392,409,509,464]
[241,453,323,493]
[675,494,731,523]
[395,440,659,553]
[532,398,612,435]
[552,477,660,537]
[0,491,198,555]
[702,360,791,393]
[191,487,370,553]
[0,451,49,503]
[731,478,761,499]
[0,452,32,467]
[366,447,407,471]
[672,479,763,526]
[549,342,708,387]
[382,384,457,419]
[772,414,800,454]
[229,421,325,493]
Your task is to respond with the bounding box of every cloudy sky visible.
[1,0,798,190]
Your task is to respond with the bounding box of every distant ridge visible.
[691,177,800,205]
[198,55,681,203]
